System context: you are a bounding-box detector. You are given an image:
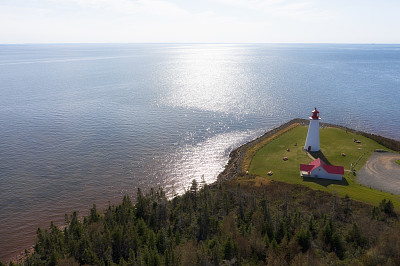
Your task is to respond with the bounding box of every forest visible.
[5,177,400,265]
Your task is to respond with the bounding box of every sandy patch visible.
[358,151,400,195]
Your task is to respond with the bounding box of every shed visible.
[300,158,344,180]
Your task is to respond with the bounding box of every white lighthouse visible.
[304,108,321,152]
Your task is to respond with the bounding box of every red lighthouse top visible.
[310,107,321,120]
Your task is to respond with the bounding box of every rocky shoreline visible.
[7,119,400,264]
[216,118,400,184]
[216,118,306,183]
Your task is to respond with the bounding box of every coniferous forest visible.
[6,177,400,265]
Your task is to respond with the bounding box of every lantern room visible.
[310,108,320,120]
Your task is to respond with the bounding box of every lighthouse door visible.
[307,146,311,152]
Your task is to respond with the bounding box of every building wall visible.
[310,166,342,181]
[304,119,320,151]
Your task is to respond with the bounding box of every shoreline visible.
[216,118,400,184]
[216,118,305,183]
[6,119,400,264]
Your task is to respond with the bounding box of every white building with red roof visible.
[300,158,344,181]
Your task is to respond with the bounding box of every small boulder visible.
[267,171,273,176]
[283,157,288,161]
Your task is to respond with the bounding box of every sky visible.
[0,0,399,44]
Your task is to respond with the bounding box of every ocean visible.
[0,43,399,261]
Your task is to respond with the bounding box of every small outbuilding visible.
[300,158,344,181]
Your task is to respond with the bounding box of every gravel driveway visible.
[357,151,400,195]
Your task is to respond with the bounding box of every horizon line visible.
[1,42,400,45]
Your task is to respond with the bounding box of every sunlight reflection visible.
[164,129,261,195]
[159,45,275,115]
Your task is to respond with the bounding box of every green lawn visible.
[396,159,400,166]
[248,125,400,209]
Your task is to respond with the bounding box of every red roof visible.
[310,107,320,120]
[300,158,344,175]
[300,164,314,171]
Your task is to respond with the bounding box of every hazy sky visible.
[1,0,399,43]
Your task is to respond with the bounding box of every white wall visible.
[304,119,320,151]
[310,166,342,181]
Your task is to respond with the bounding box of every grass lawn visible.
[396,159,400,166]
[248,125,400,209]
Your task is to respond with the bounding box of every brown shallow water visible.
[1,43,400,262]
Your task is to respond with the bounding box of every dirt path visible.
[358,152,400,195]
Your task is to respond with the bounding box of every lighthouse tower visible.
[304,108,321,152]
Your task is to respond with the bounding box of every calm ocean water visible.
[0,43,399,261]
